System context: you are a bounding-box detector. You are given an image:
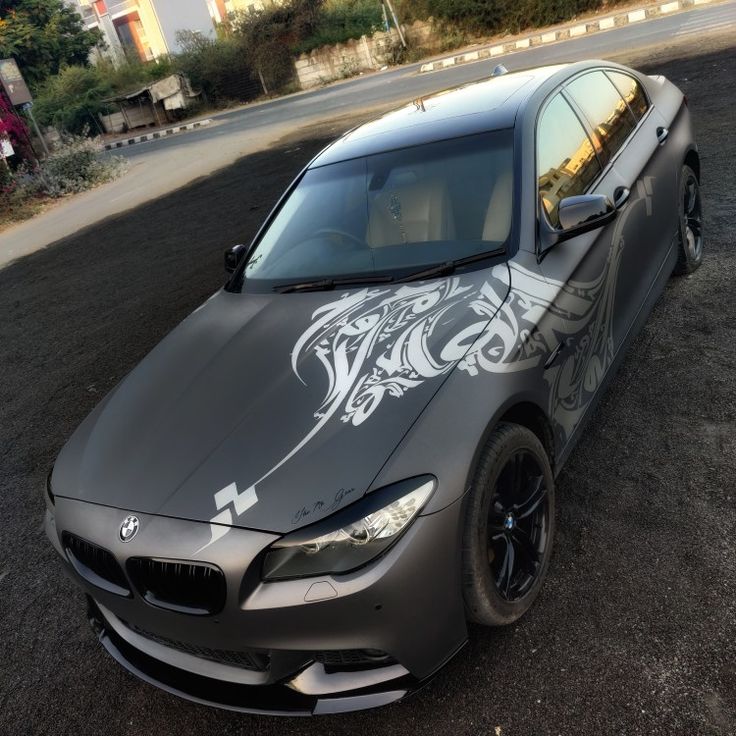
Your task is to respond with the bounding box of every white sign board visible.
[0,137,14,158]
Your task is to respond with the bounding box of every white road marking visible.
[677,7,736,26]
[676,19,736,34]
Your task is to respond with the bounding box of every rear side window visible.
[537,93,601,227]
[607,71,650,120]
[565,71,636,166]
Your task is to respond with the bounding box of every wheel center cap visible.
[503,513,515,531]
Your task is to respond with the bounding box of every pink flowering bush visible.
[0,87,32,162]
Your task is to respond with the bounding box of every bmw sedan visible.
[45,59,702,715]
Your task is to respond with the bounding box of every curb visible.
[102,118,214,151]
[419,0,716,73]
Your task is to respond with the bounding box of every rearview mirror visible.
[540,194,616,252]
[224,244,247,274]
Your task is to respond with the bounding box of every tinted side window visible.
[607,71,649,120]
[537,94,602,227]
[565,71,636,166]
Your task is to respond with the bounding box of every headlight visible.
[262,476,436,581]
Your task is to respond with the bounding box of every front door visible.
[533,88,642,448]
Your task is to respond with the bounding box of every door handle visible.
[544,339,570,370]
[656,126,669,145]
[613,186,630,209]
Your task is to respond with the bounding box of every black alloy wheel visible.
[488,451,550,602]
[462,422,556,626]
[674,164,704,274]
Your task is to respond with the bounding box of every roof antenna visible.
[492,64,508,77]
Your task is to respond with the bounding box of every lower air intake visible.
[315,649,396,670]
[127,621,269,672]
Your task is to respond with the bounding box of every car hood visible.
[54,265,510,534]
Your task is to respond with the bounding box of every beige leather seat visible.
[366,171,456,247]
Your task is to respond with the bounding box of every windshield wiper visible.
[273,248,505,292]
[274,274,395,293]
[398,247,506,283]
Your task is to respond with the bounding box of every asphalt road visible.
[115,0,736,162]
[0,0,734,266]
[1,39,735,736]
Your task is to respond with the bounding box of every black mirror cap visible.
[224,244,247,274]
[540,194,616,254]
[558,194,615,231]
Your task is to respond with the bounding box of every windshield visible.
[243,130,514,287]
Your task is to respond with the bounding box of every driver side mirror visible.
[224,244,247,274]
[558,194,616,232]
[540,194,617,252]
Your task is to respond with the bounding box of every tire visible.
[462,422,555,626]
[673,164,704,275]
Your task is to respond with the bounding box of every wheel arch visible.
[465,398,557,494]
[684,147,700,182]
[498,402,556,469]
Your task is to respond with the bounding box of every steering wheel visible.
[313,228,367,251]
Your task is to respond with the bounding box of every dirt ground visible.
[0,41,734,736]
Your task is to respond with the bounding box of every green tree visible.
[0,0,101,89]
[33,64,112,135]
[232,0,324,90]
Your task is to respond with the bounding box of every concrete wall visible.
[294,20,434,89]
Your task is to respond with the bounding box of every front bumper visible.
[46,495,467,714]
[89,596,422,715]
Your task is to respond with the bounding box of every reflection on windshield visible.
[243,130,514,285]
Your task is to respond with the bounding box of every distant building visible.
[207,0,277,24]
[68,0,217,61]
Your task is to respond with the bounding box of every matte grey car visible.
[45,60,703,715]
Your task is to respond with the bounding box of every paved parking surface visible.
[0,40,734,736]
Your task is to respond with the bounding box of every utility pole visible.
[383,0,407,48]
[257,68,269,97]
[23,103,49,157]
[381,1,389,32]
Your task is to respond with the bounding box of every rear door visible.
[607,69,678,281]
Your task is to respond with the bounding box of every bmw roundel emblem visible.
[119,515,140,543]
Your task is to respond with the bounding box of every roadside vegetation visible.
[32,58,175,136]
[397,0,609,36]
[0,133,126,228]
[0,0,101,88]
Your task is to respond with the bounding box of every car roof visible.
[310,63,568,168]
